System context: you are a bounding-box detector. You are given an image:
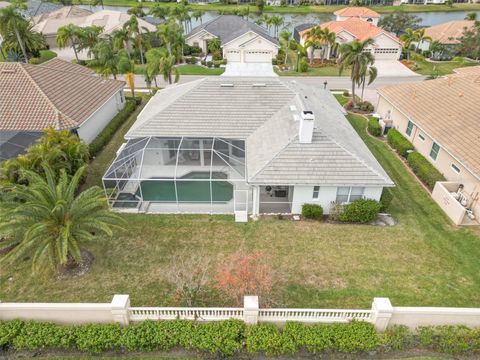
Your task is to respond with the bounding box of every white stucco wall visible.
[291,185,384,214]
[186,31,216,54]
[77,90,125,144]
[223,32,278,63]
[336,15,379,26]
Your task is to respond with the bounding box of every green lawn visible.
[278,48,350,77]
[406,58,479,76]
[2,99,480,309]
[22,356,451,360]
[176,64,225,75]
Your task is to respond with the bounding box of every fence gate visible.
[234,190,248,222]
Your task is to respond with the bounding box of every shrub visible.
[13,321,75,350]
[379,187,393,212]
[184,56,197,64]
[189,320,245,356]
[245,323,294,356]
[201,59,207,66]
[299,57,309,72]
[358,101,374,113]
[383,325,413,351]
[89,99,136,157]
[121,320,177,351]
[75,323,123,353]
[339,199,381,223]
[272,58,278,65]
[207,61,213,68]
[343,90,350,97]
[0,319,24,347]
[329,202,344,221]
[368,117,382,136]
[302,203,323,220]
[387,128,414,157]
[407,152,445,190]
[417,326,478,354]
[212,49,222,61]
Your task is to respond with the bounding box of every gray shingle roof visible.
[187,15,279,46]
[126,77,393,187]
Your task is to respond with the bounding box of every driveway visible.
[374,60,420,78]
[222,62,277,77]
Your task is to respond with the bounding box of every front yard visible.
[1,102,480,309]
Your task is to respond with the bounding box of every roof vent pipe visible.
[299,110,314,144]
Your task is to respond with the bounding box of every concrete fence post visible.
[371,297,393,332]
[111,295,130,326]
[244,295,259,325]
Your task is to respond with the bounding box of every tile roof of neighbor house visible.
[299,18,400,43]
[186,15,279,47]
[24,0,62,18]
[40,57,95,75]
[423,20,475,45]
[33,10,157,37]
[127,78,393,186]
[0,60,125,132]
[33,6,93,24]
[453,65,480,76]
[333,7,380,18]
[377,73,480,179]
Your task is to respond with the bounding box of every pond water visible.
[79,4,480,35]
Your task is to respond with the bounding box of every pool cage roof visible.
[103,136,247,182]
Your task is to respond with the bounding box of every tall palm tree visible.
[270,15,283,37]
[0,165,123,274]
[191,10,205,24]
[338,38,375,107]
[91,0,104,9]
[111,28,131,59]
[321,27,336,61]
[57,24,82,62]
[279,30,291,65]
[160,53,179,85]
[358,64,377,101]
[146,47,164,87]
[91,40,121,79]
[413,28,432,52]
[1,20,46,59]
[157,20,184,58]
[400,28,417,60]
[123,15,146,64]
[149,4,170,22]
[304,26,323,64]
[0,5,29,62]
[77,25,103,59]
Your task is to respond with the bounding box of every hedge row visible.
[387,128,414,157]
[339,199,382,223]
[88,99,137,157]
[368,117,382,137]
[2,320,480,356]
[407,151,446,191]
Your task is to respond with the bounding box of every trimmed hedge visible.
[301,203,323,220]
[89,99,137,157]
[1,320,480,356]
[368,117,382,137]
[387,129,414,158]
[407,151,446,191]
[339,199,382,223]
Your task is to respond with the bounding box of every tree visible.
[457,23,480,60]
[256,0,265,14]
[465,12,477,21]
[400,28,417,60]
[160,53,179,85]
[123,15,147,64]
[77,25,103,59]
[57,24,82,62]
[0,165,123,275]
[429,40,448,60]
[279,30,291,65]
[127,4,146,18]
[1,19,46,59]
[207,38,221,54]
[215,251,274,306]
[91,40,123,79]
[149,4,170,22]
[0,5,29,62]
[157,20,185,60]
[191,10,204,24]
[378,11,421,36]
[118,57,135,97]
[413,28,432,52]
[270,15,284,38]
[338,38,375,107]
[111,28,131,59]
[90,0,104,9]
[358,64,377,101]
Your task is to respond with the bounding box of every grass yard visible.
[278,49,351,77]
[21,356,451,360]
[2,99,480,309]
[405,58,479,76]
[176,64,225,76]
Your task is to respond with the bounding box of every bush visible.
[383,325,413,351]
[329,202,344,221]
[368,117,382,136]
[272,58,278,65]
[339,199,381,223]
[387,128,414,158]
[13,321,75,350]
[379,187,393,212]
[89,99,136,157]
[212,49,222,61]
[343,90,350,97]
[184,56,197,64]
[302,203,323,220]
[245,323,295,356]
[407,152,445,190]
[75,323,123,353]
[206,61,213,68]
[358,101,374,113]
[299,57,309,72]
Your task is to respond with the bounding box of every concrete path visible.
[374,60,421,78]
[222,62,277,77]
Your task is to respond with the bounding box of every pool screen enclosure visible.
[102,136,249,213]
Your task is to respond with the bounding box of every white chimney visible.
[299,110,315,144]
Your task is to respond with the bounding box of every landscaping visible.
[402,56,479,77]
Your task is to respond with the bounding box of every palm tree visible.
[111,28,131,59]
[0,165,123,274]
[321,27,336,61]
[127,4,146,18]
[192,10,205,24]
[91,0,104,9]
[1,20,46,59]
[118,56,135,97]
[338,38,375,107]
[149,4,170,22]
[400,28,417,60]
[77,25,103,59]
[270,15,283,37]
[91,40,121,79]
[157,20,185,59]
[146,47,164,87]
[57,24,82,62]
[429,40,447,60]
[304,26,323,64]
[160,54,179,85]
[279,30,291,65]
[123,15,146,64]
[358,64,377,101]
[413,28,432,53]
[0,5,29,62]
[465,12,477,21]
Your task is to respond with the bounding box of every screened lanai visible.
[102,136,251,213]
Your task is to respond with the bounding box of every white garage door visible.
[374,48,400,60]
[226,50,241,62]
[244,50,272,63]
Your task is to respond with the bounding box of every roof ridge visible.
[17,63,75,130]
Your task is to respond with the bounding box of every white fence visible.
[2,295,480,331]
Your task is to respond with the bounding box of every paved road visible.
[121,74,424,105]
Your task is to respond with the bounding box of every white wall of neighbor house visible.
[223,32,278,63]
[290,185,384,214]
[335,15,379,26]
[77,90,125,144]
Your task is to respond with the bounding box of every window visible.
[451,164,461,173]
[193,42,199,47]
[406,121,413,136]
[336,187,365,203]
[313,186,320,199]
[430,142,440,160]
[418,133,425,141]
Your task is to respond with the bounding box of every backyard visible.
[1,99,480,309]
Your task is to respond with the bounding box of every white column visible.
[244,296,259,325]
[252,186,260,217]
[371,297,393,332]
[111,295,130,326]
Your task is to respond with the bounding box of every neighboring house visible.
[376,73,480,224]
[296,18,402,60]
[103,77,393,218]
[0,58,125,161]
[334,7,381,26]
[32,5,93,24]
[453,65,480,76]
[417,20,475,52]
[33,10,157,49]
[186,15,279,63]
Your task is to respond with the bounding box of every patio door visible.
[234,189,248,222]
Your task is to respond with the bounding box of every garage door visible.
[244,50,272,63]
[225,50,241,62]
[374,48,400,60]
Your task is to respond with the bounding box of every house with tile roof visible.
[334,7,381,26]
[376,72,480,225]
[186,15,279,64]
[295,18,402,61]
[0,59,125,161]
[416,20,475,54]
[103,77,393,219]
